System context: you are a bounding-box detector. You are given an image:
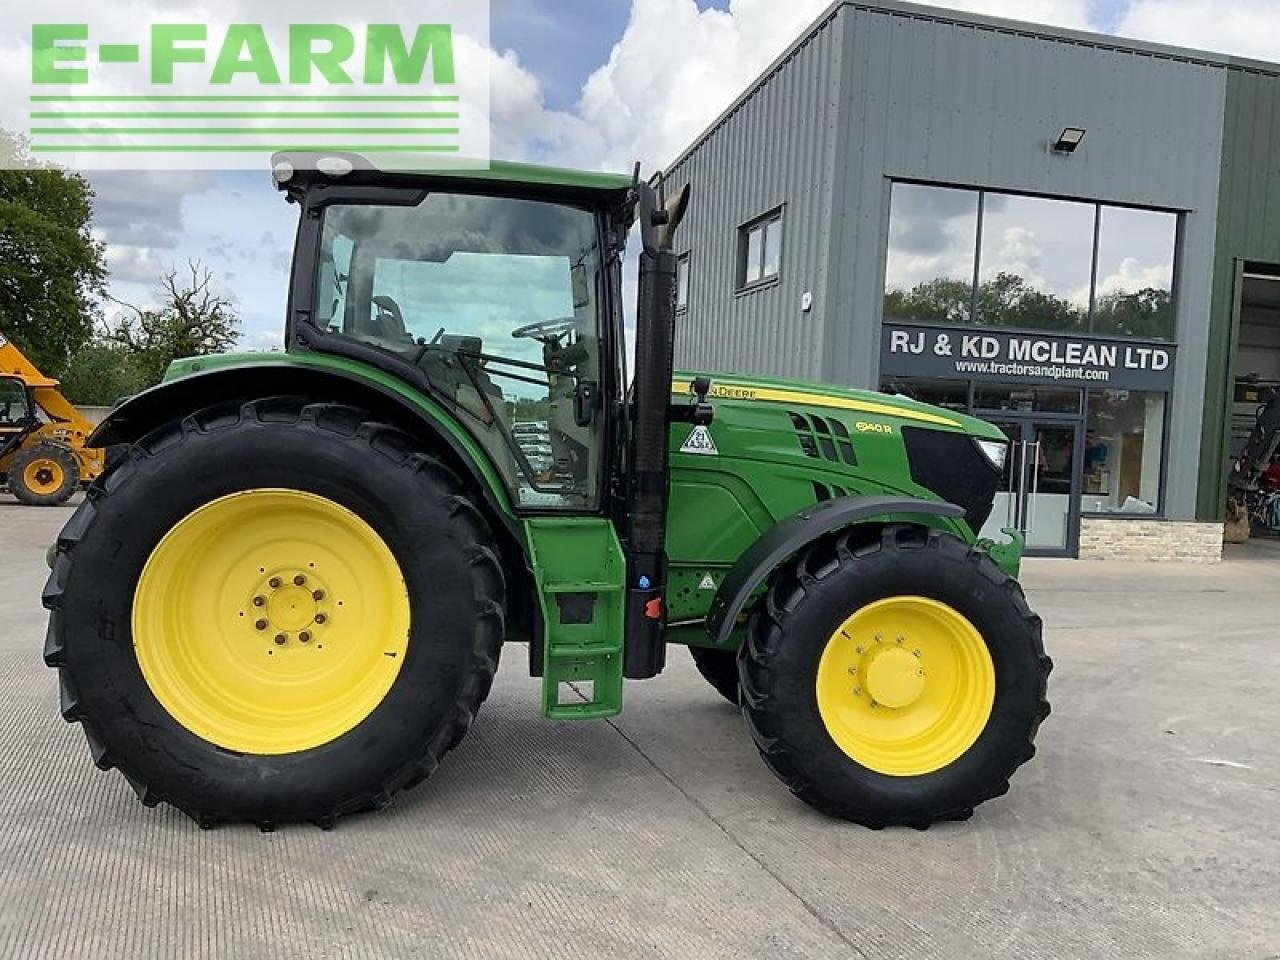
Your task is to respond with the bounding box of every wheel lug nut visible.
[274,634,287,646]
[252,596,266,607]
[269,577,282,589]
[299,631,311,644]
[314,613,327,624]
[255,619,268,631]
[294,574,307,586]
[312,590,325,601]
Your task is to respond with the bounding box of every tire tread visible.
[738,524,1051,828]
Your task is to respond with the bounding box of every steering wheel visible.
[511,317,577,343]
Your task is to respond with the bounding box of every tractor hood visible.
[672,371,1005,442]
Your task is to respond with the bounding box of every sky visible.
[48,0,1280,350]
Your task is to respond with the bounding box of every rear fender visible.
[89,361,520,544]
[704,495,966,646]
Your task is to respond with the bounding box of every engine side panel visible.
[664,375,997,633]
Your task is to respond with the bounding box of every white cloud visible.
[100,241,170,286]
[1095,256,1173,299]
[982,225,1052,292]
[1116,0,1280,61]
[518,0,1094,172]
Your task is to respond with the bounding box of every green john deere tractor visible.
[43,154,1050,830]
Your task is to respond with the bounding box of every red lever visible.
[644,598,663,620]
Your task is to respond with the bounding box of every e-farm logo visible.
[9,4,490,171]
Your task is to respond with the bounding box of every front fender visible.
[704,495,966,645]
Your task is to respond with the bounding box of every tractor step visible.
[523,517,626,719]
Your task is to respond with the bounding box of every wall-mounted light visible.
[1052,127,1087,154]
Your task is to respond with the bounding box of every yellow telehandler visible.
[0,331,104,506]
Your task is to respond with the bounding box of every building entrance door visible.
[979,418,1081,556]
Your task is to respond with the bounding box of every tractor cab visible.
[0,375,37,457]
[276,158,636,514]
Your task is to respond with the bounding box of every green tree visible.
[58,338,149,406]
[0,131,107,376]
[1092,287,1172,339]
[885,271,1085,332]
[884,276,973,324]
[108,261,240,384]
[976,272,1085,332]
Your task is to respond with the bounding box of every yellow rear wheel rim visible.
[132,489,410,755]
[24,458,65,495]
[815,596,995,776]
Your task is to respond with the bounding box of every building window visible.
[976,194,1093,332]
[739,208,783,289]
[883,182,1179,339]
[1092,207,1177,340]
[884,184,979,325]
[973,384,1083,415]
[676,252,690,312]
[1081,390,1166,514]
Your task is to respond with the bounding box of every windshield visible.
[316,193,605,509]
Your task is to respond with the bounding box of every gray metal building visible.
[665,0,1280,558]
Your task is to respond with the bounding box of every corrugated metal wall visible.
[667,0,1231,520]
[663,7,844,381]
[1198,67,1280,519]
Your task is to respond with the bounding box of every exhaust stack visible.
[623,175,690,680]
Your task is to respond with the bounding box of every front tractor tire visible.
[43,399,505,829]
[10,443,80,506]
[740,524,1051,829]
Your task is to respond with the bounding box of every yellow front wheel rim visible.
[133,489,410,755]
[816,596,995,776]
[24,458,65,495]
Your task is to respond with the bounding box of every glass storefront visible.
[1081,390,1166,514]
[883,183,1178,339]
[884,377,1171,555]
[880,181,1180,557]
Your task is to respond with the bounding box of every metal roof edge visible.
[662,0,1280,173]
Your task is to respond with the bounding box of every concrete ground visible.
[1,499,1277,960]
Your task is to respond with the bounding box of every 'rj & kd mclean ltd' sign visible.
[880,322,1176,392]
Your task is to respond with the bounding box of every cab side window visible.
[0,378,30,430]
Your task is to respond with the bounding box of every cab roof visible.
[271,152,635,199]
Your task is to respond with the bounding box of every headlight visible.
[974,438,1008,471]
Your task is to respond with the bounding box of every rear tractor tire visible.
[43,399,505,828]
[740,524,1051,829]
[10,443,80,506]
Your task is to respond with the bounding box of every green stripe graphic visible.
[31,112,459,119]
[29,144,463,153]
[31,128,460,136]
[31,95,459,103]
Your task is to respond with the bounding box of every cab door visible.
[0,377,34,459]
